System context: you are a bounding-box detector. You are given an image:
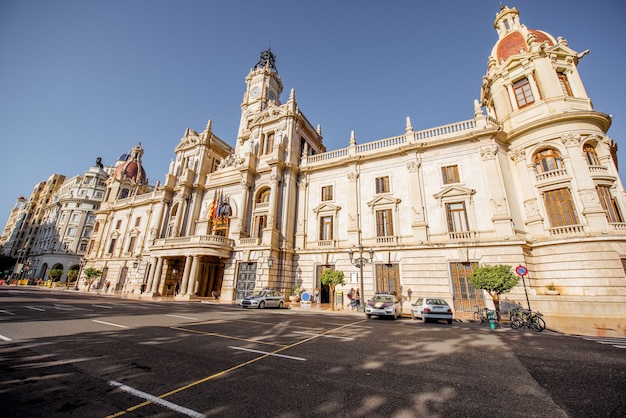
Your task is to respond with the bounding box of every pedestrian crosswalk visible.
[580,336,626,349]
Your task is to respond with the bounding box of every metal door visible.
[235,262,257,300]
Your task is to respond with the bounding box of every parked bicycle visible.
[472,305,501,327]
[509,307,546,332]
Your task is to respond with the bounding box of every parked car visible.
[240,288,284,309]
[365,293,401,319]
[411,297,453,324]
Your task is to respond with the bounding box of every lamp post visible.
[73,259,85,290]
[348,245,374,312]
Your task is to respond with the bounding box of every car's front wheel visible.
[366,314,371,319]
[277,301,284,309]
[447,319,452,324]
[258,301,266,309]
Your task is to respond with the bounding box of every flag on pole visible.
[209,189,217,219]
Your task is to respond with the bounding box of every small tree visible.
[48,268,64,282]
[319,269,345,311]
[82,267,103,292]
[469,264,519,312]
[66,268,79,288]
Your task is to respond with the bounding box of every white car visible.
[411,297,453,324]
[365,294,401,319]
[240,289,284,309]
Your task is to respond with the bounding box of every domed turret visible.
[481,5,594,127]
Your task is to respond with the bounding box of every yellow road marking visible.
[170,326,287,347]
[107,319,366,417]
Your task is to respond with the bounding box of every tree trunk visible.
[330,286,335,310]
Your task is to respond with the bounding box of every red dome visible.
[496,29,554,63]
[114,160,147,184]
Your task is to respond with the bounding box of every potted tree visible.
[319,269,345,311]
[66,268,79,289]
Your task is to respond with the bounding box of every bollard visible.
[488,310,496,329]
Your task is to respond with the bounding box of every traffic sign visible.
[515,265,528,276]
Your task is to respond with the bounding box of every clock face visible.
[250,86,260,99]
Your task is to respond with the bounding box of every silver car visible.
[411,297,453,324]
[240,289,284,309]
[365,294,401,319]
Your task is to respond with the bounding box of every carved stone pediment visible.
[249,106,287,128]
[367,195,401,208]
[433,185,476,201]
[313,202,341,214]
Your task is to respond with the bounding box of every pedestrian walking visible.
[354,289,361,309]
[174,281,180,296]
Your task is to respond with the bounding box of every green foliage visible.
[319,269,345,311]
[469,264,519,311]
[82,267,103,291]
[319,269,345,288]
[66,269,79,280]
[47,268,64,281]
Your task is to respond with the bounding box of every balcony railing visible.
[536,168,568,182]
[548,225,585,235]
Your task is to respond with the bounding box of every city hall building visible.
[14,6,625,330]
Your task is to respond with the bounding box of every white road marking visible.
[92,304,113,309]
[292,331,354,340]
[0,310,16,315]
[109,380,206,418]
[92,320,129,329]
[8,290,25,294]
[229,346,306,361]
[0,334,12,341]
[166,314,199,320]
[54,304,90,311]
[26,306,45,312]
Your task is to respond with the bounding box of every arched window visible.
[583,143,601,166]
[533,149,564,174]
[257,189,270,204]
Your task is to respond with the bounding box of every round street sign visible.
[515,265,528,276]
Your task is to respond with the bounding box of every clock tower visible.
[242,48,283,110]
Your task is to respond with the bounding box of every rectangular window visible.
[557,71,573,96]
[543,188,579,227]
[321,186,333,201]
[375,263,400,295]
[513,77,535,108]
[71,213,80,222]
[135,217,141,227]
[107,238,117,254]
[375,176,390,194]
[319,216,333,240]
[442,165,460,185]
[376,209,394,236]
[116,220,122,229]
[67,227,76,237]
[127,236,136,253]
[446,202,469,232]
[597,185,623,223]
[255,215,267,238]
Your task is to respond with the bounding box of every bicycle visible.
[509,307,546,332]
[472,305,501,327]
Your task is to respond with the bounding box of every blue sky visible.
[1,1,625,225]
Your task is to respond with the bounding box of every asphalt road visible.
[0,286,624,418]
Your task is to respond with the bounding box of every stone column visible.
[150,257,164,295]
[179,255,193,296]
[185,256,200,296]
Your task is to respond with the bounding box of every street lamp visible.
[348,245,374,312]
[73,259,85,290]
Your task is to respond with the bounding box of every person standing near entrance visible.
[174,281,180,296]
